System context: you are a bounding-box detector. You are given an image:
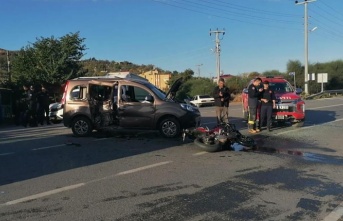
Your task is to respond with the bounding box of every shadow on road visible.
[0,117,217,186]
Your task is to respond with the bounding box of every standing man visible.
[259,80,276,131]
[37,85,51,125]
[248,77,263,133]
[28,85,38,127]
[20,85,30,126]
[213,78,230,124]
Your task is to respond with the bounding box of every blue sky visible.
[1,0,343,77]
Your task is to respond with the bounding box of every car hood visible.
[275,92,301,100]
[165,77,183,99]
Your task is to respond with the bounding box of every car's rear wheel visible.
[71,116,93,137]
[159,117,180,138]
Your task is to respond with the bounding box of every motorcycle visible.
[183,122,256,152]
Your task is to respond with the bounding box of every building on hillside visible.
[139,70,171,91]
[212,74,234,83]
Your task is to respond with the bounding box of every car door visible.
[117,83,156,129]
[88,80,115,127]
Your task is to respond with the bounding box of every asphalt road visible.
[1,97,343,221]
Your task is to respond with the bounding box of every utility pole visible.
[295,0,316,95]
[210,28,225,83]
[196,64,203,77]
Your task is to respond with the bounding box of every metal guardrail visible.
[305,89,343,100]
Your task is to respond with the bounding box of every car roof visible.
[259,77,288,83]
[68,77,150,85]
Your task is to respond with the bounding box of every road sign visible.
[317,73,328,83]
[308,73,316,81]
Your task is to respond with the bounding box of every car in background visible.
[49,102,63,124]
[190,95,215,108]
[242,76,305,127]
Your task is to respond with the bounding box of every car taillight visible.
[60,81,69,106]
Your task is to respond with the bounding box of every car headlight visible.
[180,103,195,112]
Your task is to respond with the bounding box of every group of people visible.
[16,85,51,127]
[212,77,276,134]
[247,77,276,133]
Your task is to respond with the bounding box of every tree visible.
[262,70,284,77]
[11,32,86,85]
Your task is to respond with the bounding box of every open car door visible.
[88,80,117,128]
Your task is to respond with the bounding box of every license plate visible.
[276,115,285,119]
[276,105,288,110]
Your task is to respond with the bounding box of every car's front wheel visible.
[71,116,93,137]
[158,117,180,138]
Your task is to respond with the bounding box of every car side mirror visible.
[295,88,302,94]
[243,88,248,94]
[145,94,154,102]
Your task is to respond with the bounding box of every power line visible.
[318,0,343,21]
[204,0,301,17]
[177,0,299,24]
[152,0,302,31]
[310,17,343,38]
[310,6,343,30]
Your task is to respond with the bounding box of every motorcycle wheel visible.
[194,137,221,152]
[235,135,256,148]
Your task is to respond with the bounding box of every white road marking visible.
[308,104,343,110]
[93,138,109,141]
[193,151,208,156]
[116,161,172,175]
[0,126,65,134]
[0,152,15,156]
[32,144,66,151]
[1,161,172,207]
[2,183,85,206]
[275,118,343,135]
[323,201,343,221]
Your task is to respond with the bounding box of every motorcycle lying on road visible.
[183,122,256,152]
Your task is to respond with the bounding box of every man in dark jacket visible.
[259,80,276,131]
[37,85,51,125]
[213,78,230,124]
[248,77,263,133]
[23,85,38,127]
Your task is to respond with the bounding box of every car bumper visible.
[49,110,63,121]
[179,112,201,129]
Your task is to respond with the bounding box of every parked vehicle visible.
[49,102,63,124]
[62,74,201,138]
[242,76,305,127]
[190,95,215,107]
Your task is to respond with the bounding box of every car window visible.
[269,82,294,92]
[89,84,112,101]
[120,85,151,103]
[199,95,212,99]
[69,86,87,100]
